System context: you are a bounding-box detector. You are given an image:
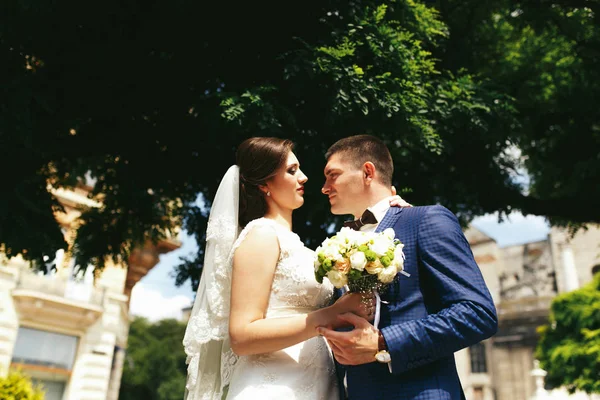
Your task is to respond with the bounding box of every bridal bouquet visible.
[314,227,408,293]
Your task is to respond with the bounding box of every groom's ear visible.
[363,162,376,185]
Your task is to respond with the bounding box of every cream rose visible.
[334,258,351,274]
[378,265,398,284]
[365,259,384,275]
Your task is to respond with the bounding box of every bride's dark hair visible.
[236,137,294,227]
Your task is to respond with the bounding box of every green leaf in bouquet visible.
[358,245,369,252]
[317,253,326,263]
[381,256,391,267]
[386,250,395,260]
[364,249,377,261]
[315,271,324,284]
[348,268,362,281]
[318,264,327,277]
[322,258,333,272]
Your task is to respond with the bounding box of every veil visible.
[183,165,241,400]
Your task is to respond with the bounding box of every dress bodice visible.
[226,218,338,400]
[231,218,333,316]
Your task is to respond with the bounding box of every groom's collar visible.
[365,196,396,224]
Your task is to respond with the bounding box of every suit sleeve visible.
[380,205,498,374]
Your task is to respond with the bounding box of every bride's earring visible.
[266,191,271,197]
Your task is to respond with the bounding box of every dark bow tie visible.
[343,209,378,231]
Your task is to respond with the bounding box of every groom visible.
[318,135,498,399]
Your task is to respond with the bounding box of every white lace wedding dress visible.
[225,218,338,400]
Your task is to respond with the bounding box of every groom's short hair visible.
[325,134,394,186]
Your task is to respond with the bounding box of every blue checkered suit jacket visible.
[337,205,498,400]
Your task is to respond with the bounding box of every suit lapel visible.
[375,207,406,305]
[375,206,404,232]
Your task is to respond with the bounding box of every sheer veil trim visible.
[183,165,241,400]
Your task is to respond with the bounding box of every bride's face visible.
[264,151,308,211]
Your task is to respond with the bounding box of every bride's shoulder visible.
[233,218,280,249]
[240,217,279,235]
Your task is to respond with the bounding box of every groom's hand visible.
[318,313,379,366]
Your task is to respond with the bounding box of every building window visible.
[11,327,78,400]
[592,264,600,277]
[469,342,488,373]
[11,327,78,370]
[472,387,484,400]
[31,379,66,400]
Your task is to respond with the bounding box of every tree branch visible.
[504,190,600,224]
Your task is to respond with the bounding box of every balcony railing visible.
[497,296,553,319]
[15,269,105,307]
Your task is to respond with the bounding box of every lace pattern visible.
[185,215,337,400]
[224,218,337,399]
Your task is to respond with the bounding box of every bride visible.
[183,137,406,399]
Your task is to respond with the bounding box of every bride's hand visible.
[332,292,375,325]
[389,187,412,208]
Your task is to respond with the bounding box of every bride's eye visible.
[287,168,297,175]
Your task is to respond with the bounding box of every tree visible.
[1,0,598,292]
[432,0,600,227]
[0,369,45,400]
[119,317,187,400]
[535,273,600,394]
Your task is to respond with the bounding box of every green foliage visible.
[433,0,600,226]
[1,0,599,290]
[536,273,600,394]
[0,369,45,400]
[119,317,187,400]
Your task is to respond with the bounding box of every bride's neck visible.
[263,211,293,231]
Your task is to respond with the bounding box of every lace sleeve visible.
[228,218,281,264]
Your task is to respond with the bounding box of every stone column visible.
[105,345,125,400]
[530,360,548,400]
[0,267,18,377]
[560,244,579,292]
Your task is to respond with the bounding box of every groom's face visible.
[322,153,364,217]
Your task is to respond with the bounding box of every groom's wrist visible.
[377,330,388,351]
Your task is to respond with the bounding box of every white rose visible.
[346,229,364,247]
[370,236,391,257]
[378,265,398,284]
[349,251,367,271]
[383,228,396,241]
[326,269,348,288]
[323,244,343,261]
[329,235,344,247]
[336,228,352,241]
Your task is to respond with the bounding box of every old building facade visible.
[457,224,600,400]
[0,185,180,400]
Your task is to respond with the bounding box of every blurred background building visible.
[457,224,600,400]
[0,184,181,400]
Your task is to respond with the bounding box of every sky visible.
[129,210,552,322]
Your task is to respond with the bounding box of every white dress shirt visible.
[358,196,396,233]
[359,196,396,373]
